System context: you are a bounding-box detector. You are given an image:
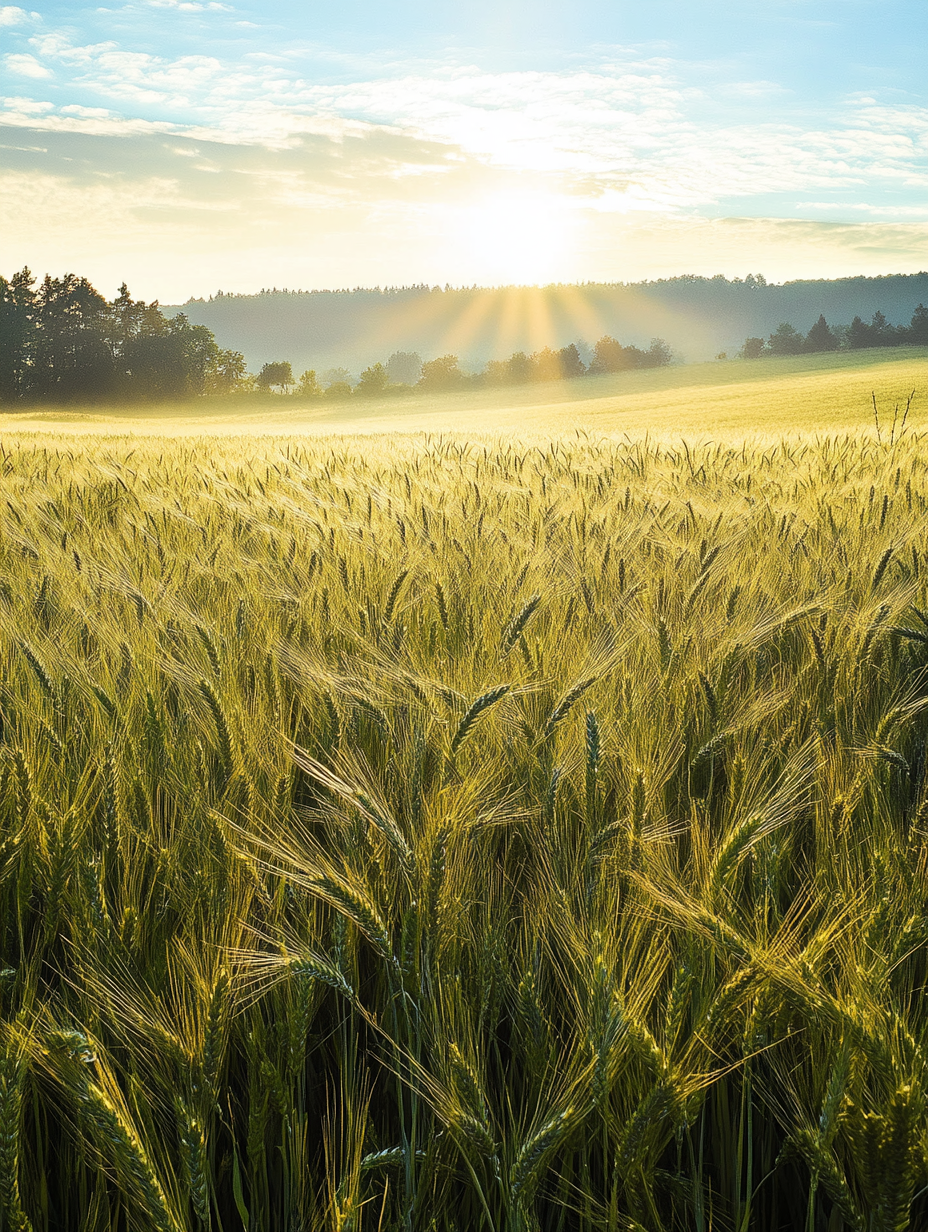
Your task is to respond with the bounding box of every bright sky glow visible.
[1,0,926,298]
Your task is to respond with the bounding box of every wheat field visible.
[3,347,925,441]
[2,425,928,1231]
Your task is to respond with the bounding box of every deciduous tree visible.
[740,337,766,359]
[385,351,422,385]
[256,360,294,393]
[767,323,804,356]
[357,362,389,396]
[418,354,466,391]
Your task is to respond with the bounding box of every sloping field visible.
[2,346,925,439]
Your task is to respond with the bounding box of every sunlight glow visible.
[457,191,576,286]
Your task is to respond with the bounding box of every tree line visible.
[0,268,246,404]
[5,267,926,405]
[0,267,674,404]
[271,336,674,399]
[738,304,928,359]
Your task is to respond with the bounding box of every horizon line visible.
[170,269,928,306]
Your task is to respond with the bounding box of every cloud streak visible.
[2,6,926,295]
[2,118,926,302]
[3,57,927,219]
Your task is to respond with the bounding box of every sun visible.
[457,190,575,285]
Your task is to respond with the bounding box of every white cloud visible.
[0,7,29,26]
[3,24,928,294]
[1,95,54,112]
[12,31,925,219]
[797,201,928,218]
[60,104,115,118]
[145,0,231,9]
[5,52,51,78]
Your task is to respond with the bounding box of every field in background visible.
[4,425,928,1230]
[2,346,925,439]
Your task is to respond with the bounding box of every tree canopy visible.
[0,268,244,404]
[10,265,923,409]
[739,306,927,359]
[256,361,294,393]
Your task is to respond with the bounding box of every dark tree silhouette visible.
[848,310,904,349]
[0,267,38,401]
[911,303,928,345]
[740,337,766,359]
[848,315,874,348]
[804,315,838,352]
[767,323,805,356]
[357,362,389,396]
[0,268,239,405]
[32,273,113,401]
[126,313,221,399]
[256,361,294,393]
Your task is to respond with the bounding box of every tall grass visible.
[2,428,928,1229]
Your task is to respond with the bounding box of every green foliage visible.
[323,380,354,400]
[742,305,927,361]
[0,270,245,404]
[768,322,806,356]
[588,335,671,373]
[741,336,766,359]
[3,429,928,1230]
[296,368,322,397]
[255,360,293,393]
[418,354,467,391]
[357,362,389,397]
[385,351,423,385]
[806,314,839,353]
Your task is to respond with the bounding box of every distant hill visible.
[164,273,928,376]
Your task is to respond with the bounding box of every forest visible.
[738,307,928,359]
[169,271,928,375]
[0,269,246,405]
[0,268,671,405]
[1,266,926,405]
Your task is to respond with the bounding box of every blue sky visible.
[2,0,926,298]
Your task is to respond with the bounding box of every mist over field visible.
[165,272,928,376]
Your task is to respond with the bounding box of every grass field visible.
[2,346,925,439]
[3,352,928,1230]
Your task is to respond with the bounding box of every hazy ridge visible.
[165,271,928,375]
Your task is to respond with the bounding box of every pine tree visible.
[804,314,838,353]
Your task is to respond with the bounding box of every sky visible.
[1,0,927,300]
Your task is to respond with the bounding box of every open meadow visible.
[2,346,925,441]
[2,349,928,1231]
